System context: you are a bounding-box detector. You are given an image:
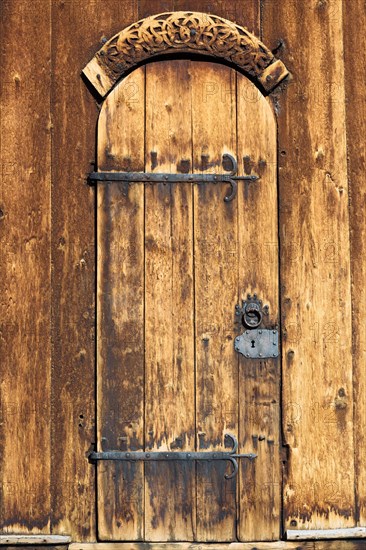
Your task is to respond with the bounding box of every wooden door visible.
[95,58,280,543]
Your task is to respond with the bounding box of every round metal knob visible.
[243,302,262,328]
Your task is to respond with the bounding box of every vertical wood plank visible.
[51,0,138,539]
[262,0,355,530]
[144,60,196,541]
[0,0,51,532]
[236,76,280,540]
[96,68,146,540]
[342,0,366,527]
[191,62,238,542]
[138,0,260,35]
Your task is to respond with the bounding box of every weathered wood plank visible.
[314,540,366,550]
[96,67,146,540]
[0,535,70,545]
[236,76,280,541]
[0,0,51,532]
[50,0,138,539]
[68,543,313,550]
[138,0,260,35]
[262,0,355,530]
[342,0,366,527]
[68,543,366,550]
[0,546,68,550]
[191,61,238,542]
[287,527,366,540]
[314,544,366,550]
[144,60,196,541]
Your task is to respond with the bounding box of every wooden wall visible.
[0,0,365,542]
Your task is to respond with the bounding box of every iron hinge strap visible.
[88,434,256,480]
[88,154,259,202]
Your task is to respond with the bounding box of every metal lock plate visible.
[235,328,279,359]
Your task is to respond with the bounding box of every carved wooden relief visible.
[83,11,288,96]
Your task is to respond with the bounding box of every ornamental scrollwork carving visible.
[83,11,288,96]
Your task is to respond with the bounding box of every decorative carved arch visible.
[83,11,289,97]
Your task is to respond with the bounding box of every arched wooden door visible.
[94,59,280,543]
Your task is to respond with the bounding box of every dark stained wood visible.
[2,0,365,543]
[96,68,146,540]
[342,0,366,527]
[0,0,51,532]
[236,75,280,541]
[50,0,138,540]
[262,0,355,531]
[138,0,260,35]
[144,61,196,541]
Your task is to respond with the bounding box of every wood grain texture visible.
[144,61,196,541]
[3,0,365,543]
[236,76,280,541]
[96,68,146,541]
[50,0,138,540]
[342,0,366,527]
[68,542,366,550]
[0,0,51,532]
[138,0,260,35]
[287,527,366,540]
[262,0,355,531]
[95,57,280,542]
[0,535,70,544]
[82,8,286,97]
[191,62,238,542]
[0,546,68,550]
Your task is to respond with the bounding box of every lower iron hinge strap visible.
[89,433,256,479]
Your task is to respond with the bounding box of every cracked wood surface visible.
[0,0,365,542]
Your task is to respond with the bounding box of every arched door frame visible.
[82,11,289,97]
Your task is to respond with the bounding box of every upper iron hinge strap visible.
[88,154,259,202]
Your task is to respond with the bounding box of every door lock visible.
[234,294,279,359]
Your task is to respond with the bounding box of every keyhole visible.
[251,340,256,348]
